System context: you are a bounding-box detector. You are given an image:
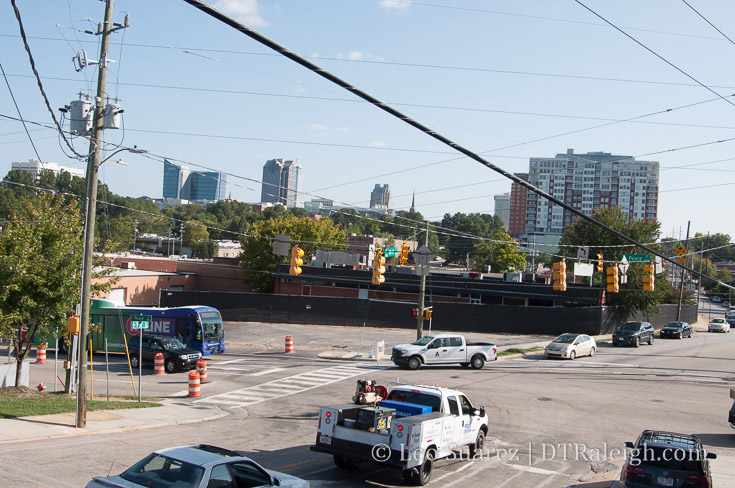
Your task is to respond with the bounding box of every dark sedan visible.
[612,321,655,347]
[659,321,693,339]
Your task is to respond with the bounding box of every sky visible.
[2,0,735,241]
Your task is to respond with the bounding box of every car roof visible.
[638,431,702,452]
[156,445,251,466]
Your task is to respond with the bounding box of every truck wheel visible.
[129,354,139,369]
[407,356,422,370]
[470,355,485,369]
[460,363,470,368]
[412,449,434,486]
[469,430,485,458]
[333,455,349,469]
[165,358,177,374]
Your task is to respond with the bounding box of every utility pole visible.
[77,0,115,429]
[676,221,690,322]
[180,221,185,255]
[132,218,138,251]
[416,221,429,340]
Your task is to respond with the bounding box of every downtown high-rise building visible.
[163,159,226,201]
[369,184,392,211]
[524,149,659,237]
[261,158,301,208]
[493,193,510,231]
[508,173,529,238]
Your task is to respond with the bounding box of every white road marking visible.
[249,367,286,376]
[195,365,385,408]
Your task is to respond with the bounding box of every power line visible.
[0,62,43,161]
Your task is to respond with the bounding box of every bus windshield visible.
[200,311,223,340]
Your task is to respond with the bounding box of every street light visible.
[77,145,145,428]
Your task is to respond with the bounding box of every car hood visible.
[661,327,681,332]
[613,330,636,335]
[270,470,311,488]
[166,347,201,355]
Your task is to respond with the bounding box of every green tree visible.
[559,207,664,316]
[0,194,116,385]
[239,214,347,292]
[440,213,505,264]
[473,233,527,273]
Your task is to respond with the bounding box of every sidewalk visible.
[0,398,227,445]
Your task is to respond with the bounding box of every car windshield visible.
[120,453,204,488]
[553,334,577,344]
[711,319,725,324]
[160,337,186,350]
[200,311,224,340]
[619,323,641,331]
[413,336,435,346]
[667,323,683,329]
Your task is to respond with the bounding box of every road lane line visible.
[249,368,286,376]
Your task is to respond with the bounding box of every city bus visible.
[88,299,225,356]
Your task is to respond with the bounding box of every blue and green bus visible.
[89,299,225,355]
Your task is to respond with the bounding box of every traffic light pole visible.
[416,221,429,340]
[77,0,115,429]
[676,221,690,322]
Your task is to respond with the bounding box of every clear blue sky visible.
[2,0,735,241]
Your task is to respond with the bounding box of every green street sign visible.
[621,254,651,262]
[131,315,152,330]
[383,247,398,258]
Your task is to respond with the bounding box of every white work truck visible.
[391,333,497,370]
[311,383,488,485]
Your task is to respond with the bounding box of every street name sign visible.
[621,254,650,262]
[131,315,152,330]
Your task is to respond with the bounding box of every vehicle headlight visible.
[179,354,188,359]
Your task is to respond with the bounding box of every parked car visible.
[86,444,310,488]
[545,333,596,360]
[726,312,735,326]
[620,430,715,488]
[127,334,202,373]
[708,318,730,333]
[712,296,722,303]
[612,321,655,347]
[659,321,693,339]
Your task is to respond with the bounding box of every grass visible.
[0,386,162,419]
[498,346,543,357]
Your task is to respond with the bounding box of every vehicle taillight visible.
[624,464,646,475]
[686,474,709,485]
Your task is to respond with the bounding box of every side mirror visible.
[624,442,634,448]
[474,406,485,417]
[707,452,717,460]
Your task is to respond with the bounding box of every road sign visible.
[127,315,151,335]
[619,256,629,284]
[577,246,589,260]
[383,247,398,258]
[678,257,686,265]
[621,254,650,262]
[413,245,435,266]
[674,244,687,256]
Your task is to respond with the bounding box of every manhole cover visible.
[537,397,553,402]
[650,399,664,403]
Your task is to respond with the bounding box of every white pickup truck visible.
[311,383,488,485]
[391,333,497,370]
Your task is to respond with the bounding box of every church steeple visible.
[410,190,416,213]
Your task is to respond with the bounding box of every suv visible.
[127,334,202,373]
[621,430,716,487]
[613,321,655,347]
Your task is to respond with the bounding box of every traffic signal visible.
[643,261,655,291]
[606,265,619,293]
[412,308,418,318]
[423,309,433,320]
[552,259,567,291]
[372,249,386,285]
[399,241,410,266]
[289,245,304,275]
[596,253,604,273]
[661,259,666,272]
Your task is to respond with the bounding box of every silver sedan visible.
[545,333,597,360]
[708,318,731,333]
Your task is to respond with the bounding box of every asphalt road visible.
[4,320,735,488]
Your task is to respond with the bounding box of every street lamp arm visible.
[97,146,147,167]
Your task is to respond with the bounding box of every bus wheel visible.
[165,358,177,374]
[129,354,139,369]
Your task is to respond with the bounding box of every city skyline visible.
[2,2,734,239]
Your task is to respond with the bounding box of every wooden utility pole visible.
[77,0,115,428]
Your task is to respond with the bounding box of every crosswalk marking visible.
[196,364,386,408]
